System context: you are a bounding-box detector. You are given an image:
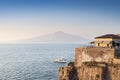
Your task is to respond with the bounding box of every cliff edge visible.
[59,47,120,80]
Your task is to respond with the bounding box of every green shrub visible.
[68,62,74,66]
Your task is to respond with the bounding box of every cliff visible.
[59,62,120,80]
[59,47,120,80]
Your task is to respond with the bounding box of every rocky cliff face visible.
[108,64,120,80]
[77,62,106,80]
[59,47,120,80]
[59,66,77,80]
[59,62,120,80]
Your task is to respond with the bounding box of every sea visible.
[0,44,79,80]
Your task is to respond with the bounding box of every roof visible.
[95,34,120,39]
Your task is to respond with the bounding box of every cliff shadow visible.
[69,66,79,80]
[102,64,112,80]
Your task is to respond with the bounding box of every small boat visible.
[54,58,67,63]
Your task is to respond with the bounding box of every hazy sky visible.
[0,0,120,43]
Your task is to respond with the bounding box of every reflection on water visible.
[0,44,77,80]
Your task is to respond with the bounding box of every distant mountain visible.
[22,31,89,44]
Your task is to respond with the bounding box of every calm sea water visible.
[0,44,78,80]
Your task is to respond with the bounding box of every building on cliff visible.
[59,34,120,80]
[90,34,120,48]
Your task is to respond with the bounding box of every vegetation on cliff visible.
[68,62,74,66]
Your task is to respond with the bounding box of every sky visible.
[0,0,120,43]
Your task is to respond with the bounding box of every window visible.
[98,43,100,47]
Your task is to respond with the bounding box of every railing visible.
[76,44,120,49]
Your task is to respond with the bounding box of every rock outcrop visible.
[59,47,120,80]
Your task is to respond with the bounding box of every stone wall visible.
[75,48,115,67]
[115,48,120,58]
